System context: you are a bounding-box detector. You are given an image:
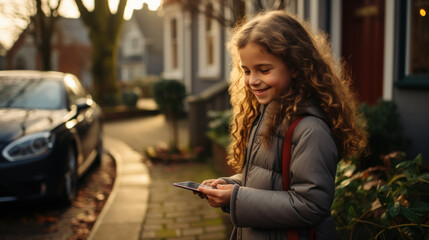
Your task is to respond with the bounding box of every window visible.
[205,3,215,65]
[162,3,183,80]
[132,37,139,50]
[171,18,178,69]
[397,0,429,87]
[406,0,429,75]
[198,2,221,79]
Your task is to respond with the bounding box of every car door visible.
[65,76,100,167]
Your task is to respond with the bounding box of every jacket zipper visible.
[243,105,266,186]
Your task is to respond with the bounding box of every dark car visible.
[0,70,103,205]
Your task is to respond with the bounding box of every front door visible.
[342,0,385,105]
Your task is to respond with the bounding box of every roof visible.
[56,18,90,46]
[123,4,163,52]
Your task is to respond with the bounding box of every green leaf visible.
[378,184,390,192]
[377,184,392,205]
[419,173,429,181]
[396,160,412,169]
[405,171,417,181]
[400,207,419,223]
[348,206,356,217]
[388,201,401,217]
[412,154,422,165]
[410,201,429,215]
[380,212,389,226]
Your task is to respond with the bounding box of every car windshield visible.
[0,77,66,110]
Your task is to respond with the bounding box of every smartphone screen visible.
[173,181,214,192]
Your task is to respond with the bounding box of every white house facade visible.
[118,4,164,82]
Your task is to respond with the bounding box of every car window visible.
[0,77,67,110]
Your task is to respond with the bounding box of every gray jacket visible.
[222,103,338,240]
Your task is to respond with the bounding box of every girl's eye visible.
[243,70,250,75]
[260,69,270,74]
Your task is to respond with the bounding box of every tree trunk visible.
[33,0,60,71]
[90,34,119,105]
[167,112,179,152]
[74,0,127,106]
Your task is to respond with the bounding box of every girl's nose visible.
[249,73,261,86]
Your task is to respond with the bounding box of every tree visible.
[74,0,128,105]
[181,0,245,28]
[181,0,286,28]
[0,0,62,71]
[31,0,62,71]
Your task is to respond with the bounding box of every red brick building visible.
[6,18,92,88]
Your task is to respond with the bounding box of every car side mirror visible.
[76,98,93,112]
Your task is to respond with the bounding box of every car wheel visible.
[60,145,78,205]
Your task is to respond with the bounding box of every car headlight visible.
[2,132,55,162]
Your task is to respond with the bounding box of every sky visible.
[0,0,161,50]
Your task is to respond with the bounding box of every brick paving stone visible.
[169,237,196,240]
[139,162,233,240]
[182,227,205,236]
[166,222,191,229]
[143,223,164,231]
[199,233,228,240]
[205,225,227,233]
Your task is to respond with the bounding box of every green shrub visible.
[152,79,186,119]
[333,153,429,239]
[121,89,139,107]
[206,110,232,149]
[359,100,409,170]
[152,79,186,151]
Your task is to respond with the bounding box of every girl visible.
[197,10,367,240]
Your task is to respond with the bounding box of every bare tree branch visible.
[0,0,34,47]
[1,0,62,70]
[181,0,246,28]
[180,0,286,28]
[74,0,91,26]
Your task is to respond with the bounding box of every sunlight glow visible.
[59,0,161,19]
[0,0,162,50]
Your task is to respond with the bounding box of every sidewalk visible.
[89,114,233,239]
[89,136,150,240]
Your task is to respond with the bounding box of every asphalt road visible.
[0,153,116,240]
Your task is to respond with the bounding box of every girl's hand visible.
[193,179,227,199]
[198,184,234,208]
[201,179,227,187]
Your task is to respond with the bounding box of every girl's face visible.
[239,43,293,105]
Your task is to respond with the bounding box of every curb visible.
[88,136,150,240]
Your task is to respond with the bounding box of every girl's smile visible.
[252,87,271,96]
[239,43,294,104]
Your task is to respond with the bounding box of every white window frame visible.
[163,3,183,80]
[197,2,221,80]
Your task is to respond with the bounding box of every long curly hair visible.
[227,10,368,172]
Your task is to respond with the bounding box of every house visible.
[163,0,429,162]
[5,18,92,88]
[118,3,164,82]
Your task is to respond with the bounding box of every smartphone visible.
[173,181,214,192]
